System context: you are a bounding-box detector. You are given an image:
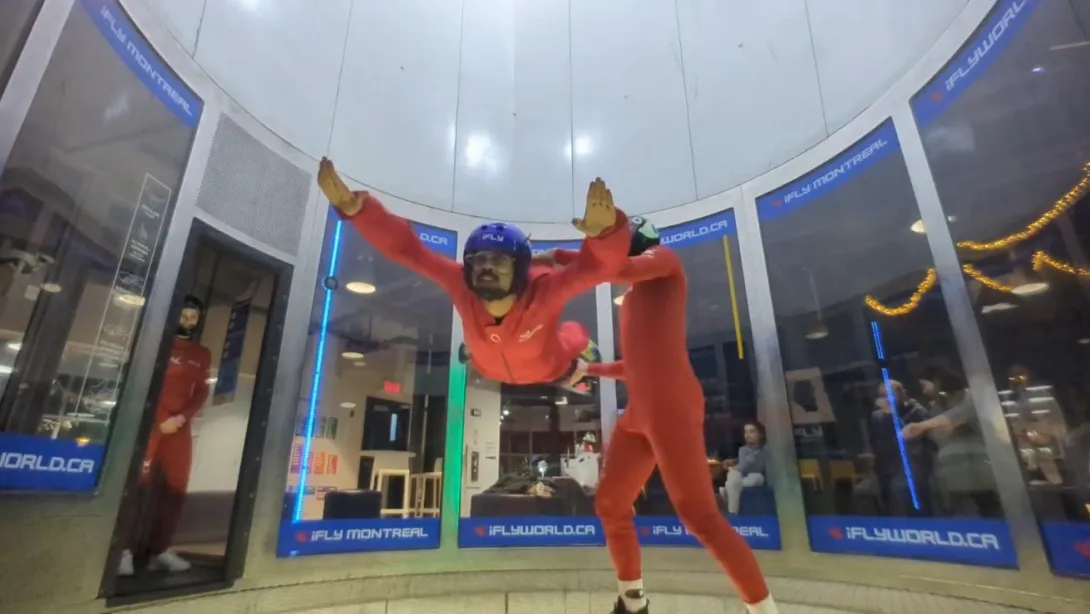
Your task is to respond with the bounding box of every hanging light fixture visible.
[345,255,378,294]
[1008,264,1049,297]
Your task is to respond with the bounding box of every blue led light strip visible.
[871,321,920,511]
[293,221,344,522]
[870,321,885,361]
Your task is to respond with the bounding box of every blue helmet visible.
[462,222,532,298]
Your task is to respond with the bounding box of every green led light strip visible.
[439,361,467,548]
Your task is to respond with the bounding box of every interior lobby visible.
[1,1,1089,613]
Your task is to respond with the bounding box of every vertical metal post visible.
[596,283,618,446]
[731,197,809,552]
[893,103,1050,572]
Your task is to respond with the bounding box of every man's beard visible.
[472,270,511,301]
[473,281,511,301]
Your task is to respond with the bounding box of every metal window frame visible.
[0,0,74,168]
[892,102,1049,573]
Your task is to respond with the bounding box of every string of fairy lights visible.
[864,162,1090,317]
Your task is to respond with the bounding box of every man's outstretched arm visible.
[548,244,681,284]
[319,158,463,294]
[587,360,626,381]
[537,179,631,303]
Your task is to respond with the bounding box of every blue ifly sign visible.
[460,516,602,548]
[913,0,1039,125]
[0,434,106,492]
[80,0,202,128]
[757,121,899,221]
[278,518,440,557]
[1040,521,1090,578]
[411,222,458,259]
[660,209,736,249]
[635,515,781,550]
[459,514,779,549]
[808,515,1017,568]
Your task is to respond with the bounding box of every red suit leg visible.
[648,413,770,605]
[595,415,656,582]
[148,428,192,554]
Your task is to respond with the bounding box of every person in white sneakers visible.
[119,296,210,576]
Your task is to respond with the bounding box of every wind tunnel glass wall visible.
[0,0,201,492]
[609,211,779,551]
[459,239,603,548]
[277,210,456,557]
[757,121,1016,568]
[0,0,43,94]
[912,0,1090,579]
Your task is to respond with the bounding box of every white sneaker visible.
[148,549,191,573]
[118,550,134,576]
[746,595,779,614]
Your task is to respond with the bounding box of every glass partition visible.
[913,0,1090,578]
[0,0,42,94]
[458,239,605,547]
[756,121,1017,567]
[0,0,200,492]
[611,211,780,551]
[276,212,455,556]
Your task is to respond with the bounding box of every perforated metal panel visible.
[194,115,309,256]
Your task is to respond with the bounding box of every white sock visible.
[746,594,778,614]
[619,579,648,612]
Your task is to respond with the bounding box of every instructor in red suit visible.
[317,158,628,386]
[119,295,211,576]
[540,218,777,614]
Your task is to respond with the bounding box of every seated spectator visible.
[719,421,768,514]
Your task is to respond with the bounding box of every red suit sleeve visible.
[535,211,631,303]
[551,248,579,267]
[338,192,464,294]
[588,360,626,381]
[180,346,212,423]
[617,245,682,282]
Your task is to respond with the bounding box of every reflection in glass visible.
[0,2,193,491]
[0,0,42,94]
[914,0,1090,574]
[461,288,601,522]
[758,125,1005,524]
[278,213,451,555]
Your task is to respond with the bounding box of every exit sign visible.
[383,380,401,393]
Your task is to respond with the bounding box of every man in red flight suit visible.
[119,295,211,576]
[541,217,777,614]
[317,158,629,385]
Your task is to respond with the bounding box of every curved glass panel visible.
[610,211,779,550]
[913,0,1090,578]
[277,212,455,556]
[0,0,200,492]
[458,240,605,547]
[0,0,42,94]
[757,121,1016,568]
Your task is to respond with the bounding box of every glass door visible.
[102,220,289,603]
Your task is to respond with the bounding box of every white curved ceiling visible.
[146,0,969,222]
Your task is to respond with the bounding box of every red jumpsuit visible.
[556,246,770,605]
[340,193,629,384]
[142,337,210,553]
